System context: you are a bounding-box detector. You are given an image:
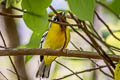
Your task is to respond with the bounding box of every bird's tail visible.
[36,61,51,78]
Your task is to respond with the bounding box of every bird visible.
[36,12,70,78]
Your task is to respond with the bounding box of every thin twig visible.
[49,5,61,20]
[55,60,83,80]
[82,21,115,75]
[0,45,6,48]
[53,65,107,80]
[49,18,120,53]
[68,12,95,49]
[0,72,8,80]
[7,69,24,79]
[96,1,120,19]
[89,23,115,54]
[68,11,115,76]
[1,2,26,13]
[48,19,80,26]
[0,31,20,80]
[95,11,120,41]
[8,56,21,80]
[90,59,113,79]
[0,12,22,18]
[7,69,16,74]
[71,33,113,79]
[70,41,81,51]
[0,31,7,47]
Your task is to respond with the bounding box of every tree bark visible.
[0,5,28,80]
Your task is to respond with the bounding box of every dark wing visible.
[40,31,48,61]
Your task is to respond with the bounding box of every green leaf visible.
[6,0,14,8]
[21,0,52,62]
[106,32,120,48]
[26,32,45,48]
[67,0,96,22]
[22,0,52,14]
[5,0,21,8]
[23,11,48,33]
[22,0,52,33]
[22,32,45,63]
[25,55,32,63]
[109,0,120,15]
[115,61,120,80]
[97,0,120,15]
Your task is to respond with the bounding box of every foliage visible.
[0,0,120,80]
[21,0,52,62]
[0,0,120,74]
[98,0,120,15]
[115,61,120,80]
[0,0,119,63]
[67,0,96,22]
[106,32,120,48]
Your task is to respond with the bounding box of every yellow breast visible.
[43,23,70,49]
[43,23,70,65]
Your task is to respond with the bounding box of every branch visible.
[54,65,107,80]
[0,12,22,18]
[95,11,120,41]
[96,1,120,19]
[0,72,8,80]
[0,48,119,61]
[0,31,20,80]
[55,60,83,80]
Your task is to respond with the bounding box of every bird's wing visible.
[40,30,48,61]
[40,31,48,48]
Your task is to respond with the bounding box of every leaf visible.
[21,32,45,63]
[23,11,48,33]
[115,61,120,80]
[25,55,32,63]
[22,0,52,33]
[98,0,120,15]
[21,0,52,62]
[67,0,96,22]
[6,0,14,8]
[22,0,52,14]
[106,32,120,48]
[109,0,120,15]
[26,32,44,48]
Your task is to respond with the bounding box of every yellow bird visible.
[36,12,70,78]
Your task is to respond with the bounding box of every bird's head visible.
[52,12,67,30]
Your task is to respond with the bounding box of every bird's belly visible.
[43,33,65,65]
[43,33,65,49]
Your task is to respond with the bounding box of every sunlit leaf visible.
[115,61,120,80]
[106,32,120,48]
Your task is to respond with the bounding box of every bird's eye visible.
[53,16,58,22]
